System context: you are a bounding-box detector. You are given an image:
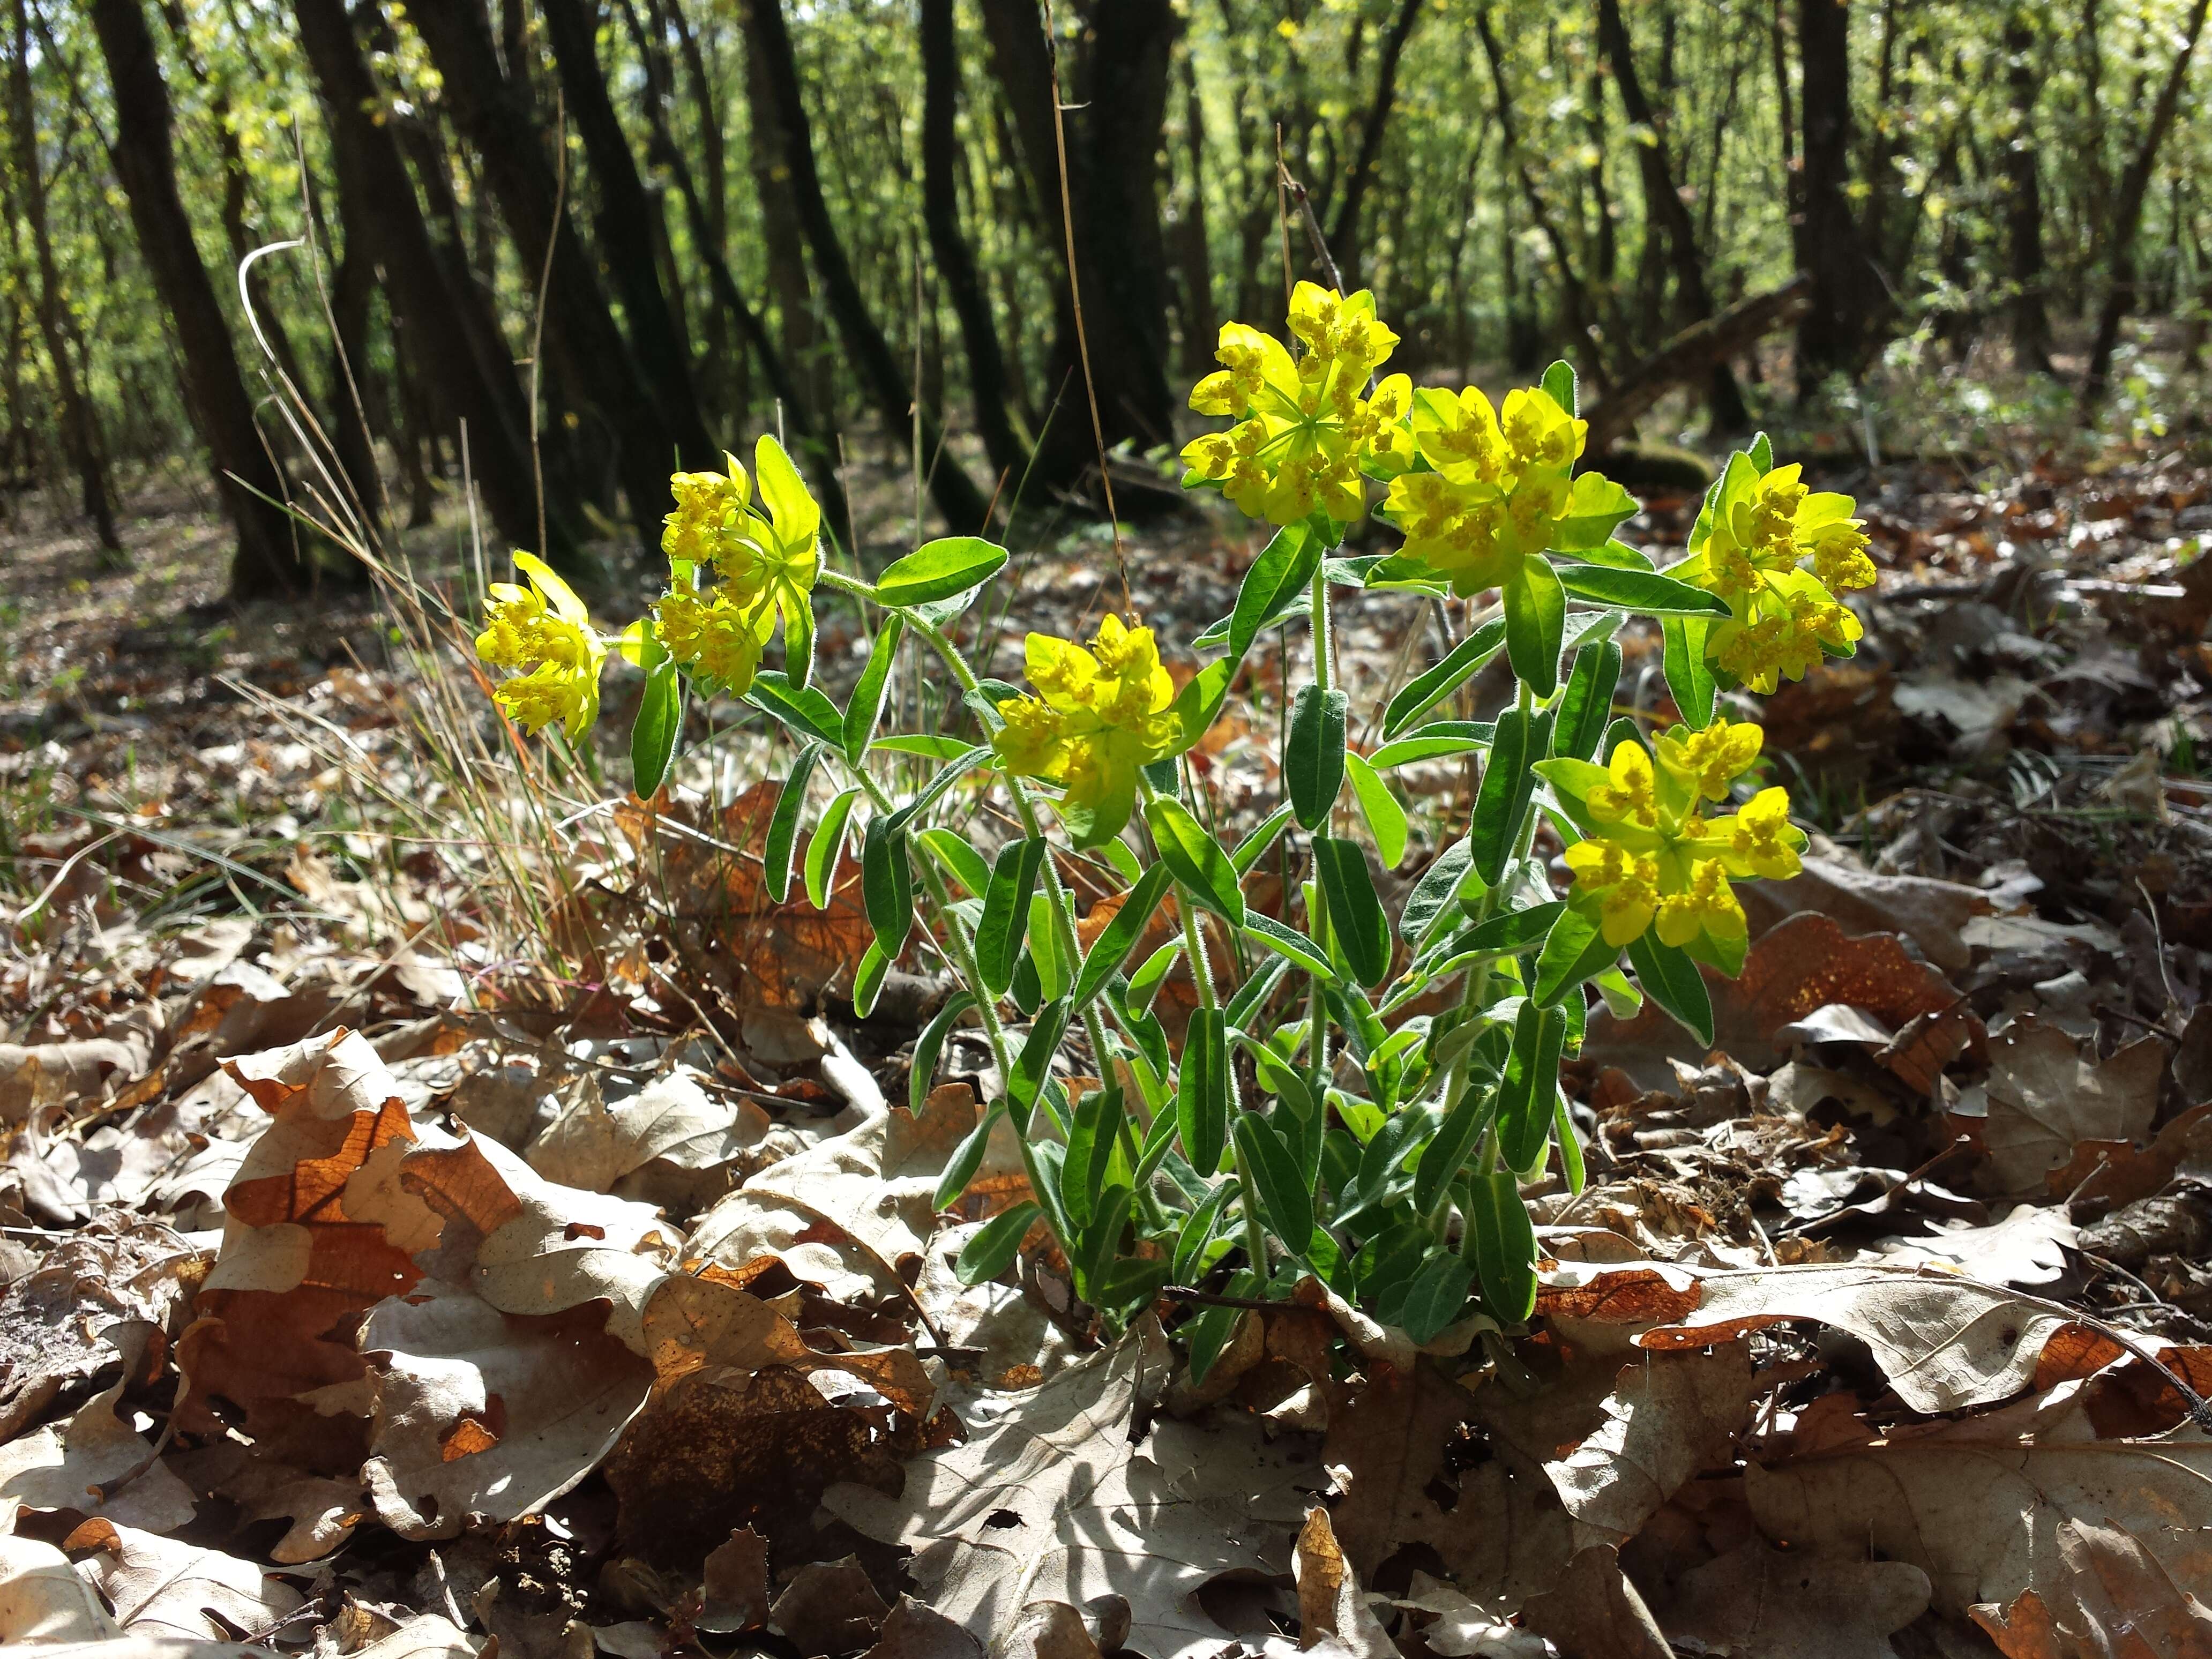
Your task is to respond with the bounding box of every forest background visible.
[6,0,2210,593]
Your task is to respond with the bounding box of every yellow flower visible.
[1654,859,1747,951]
[995,616,1181,846]
[650,436,821,696]
[1179,289,1413,527]
[1655,716,1764,804]
[1702,787,1807,880]
[1585,740,1660,833]
[475,552,606,739]
[1565,839,1661,946]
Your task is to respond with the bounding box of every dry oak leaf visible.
[821,1319,1318,1659]
[1661,1539,1931,1659]
[64,1517,302,1642]
[769,1558,891,1656]
[1742,852,1992,974]
[0,1319,197,1534]
[171,1029,436,1466]
[163,1441,368,1564]
[1543,1343,1757,1550]
[1292,1506,1394,1658]
[0,1533,121,1644]
[1971,1017,2165,1198]
[697,1526,771,1634]
[526,1064,789,1209]
[1631,1260,2075,1414]
[858,1596,986,1659]
[1516,1544,1671,1659]
[1971,1518,2212,1659]
[1744,1388,2212,1618]
[349,1612,494,1659]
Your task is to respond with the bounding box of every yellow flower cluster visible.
[1540,718,1806,968]
[649,437,820,696]
[1180,283,1412,527]
[475,553,607,739]
[1672,459,1875,693]
[1382,385,1588,596]
[994,615,1181,846]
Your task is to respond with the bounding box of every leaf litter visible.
[4,453,2212,1656]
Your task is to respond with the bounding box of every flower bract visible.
[475,551,607,739]
[993,615,1181,847]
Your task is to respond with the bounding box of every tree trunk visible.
[409,0,685,545]
[1326,0,1422,285]
[6,0,121,558]
[1595,0,1749,431]
[741,0,988,532]
[1475,5,1596,377]
[88,0,307,594]
[1793,0,1877,395]
[292,0,577,571]
[918,0,1024,492]
[536,0,716,474]
[1173,44,1218,380]
[2081,0,2211,408]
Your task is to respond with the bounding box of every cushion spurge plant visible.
[474,282,1867,1373]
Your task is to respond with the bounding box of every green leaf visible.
[805,788,860,909]
[1027,891,1066,1000]
[1465,1170,1537,1322]
[886,743,995,834]
[1184,1268,1259,1383]
[1573,537,1657,570]
[1400,839,1473,944]
[1125,939,1183,1014]
[1172,1183,1237,1285]
[1313,836,1391,989]
[1229,519,1322,659]
[1503,558,1566,697]
[915,827,992,897]
[1343,752,1408,868]
[861,814,914,959]
[1076,1185,1133,1301]
[1399,1252,1476,1344]
[843,615,905,763]
[783,587,816,690]
[754,433,820,543]
[1533,906,1619,1005]
[1145,797,1246,926]
[1552,641,1624,763]
[1230,804,1296,875]
[934,1102,1001,1215]
[1463,900,1568,956]
[1287,684,1349,831]
[1470,707,1545,885]
[1555,1093,1588,1197]
[1232,1111,1312,1251]
[873,733,977,760]
[1541,358,1579,415]
[1240,910,1334,979]
[1661,614,1718,729]
[1176,1007,1229,1177]
[747,670,845,748]
[1063,1082,1129,1228]
[955,1200,1039,1285]
[1170,658,1236,753]
[1223,953,1292,1029]
[911,991,978,1115]
[1628,931,1715,1047]
[1367,721,1494,769]
[1384,619,1506,737]
[1499,1004,1567,1171]
[1414,1072,1492,1217]
[1550,471,1640,551]
[874,536,1009,607]
[1748,430,1774,472]
[1008,999,1070,1126]
[852,939,889,1018]
[976,836,1046,996]
[1071,863,1174,1010]
[763,744,824,903]
[1557,565,1729,616]
[631,653,684,799]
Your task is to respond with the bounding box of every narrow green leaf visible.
[783,588,817,689]
[1343,752,1409,868]
[1231,803,1296,875]
[1400,839,1473,944]
[1240,911,1334,978]
[1558,565,1730,616]
[746,670,844,747]
[1555,1093,1587,1197]
[933,1097,1001,1208]
[875,536,1008,606]
[1313,836,1391,989]
[1469,708,1534,885]
[1008,999,1070,1126]
[1287,684,1349,831]
[1077,1185,1133,1301]
[1661,614,1717,729]
[1552,641,1623,763]
[805,788,861,909]
[1384,620,1507,737]
[911,991,978,1114]
[1414,1075,1492,1217]
[1232,1111,1312,1251]
[1071,864,1174,1010]
[1503,557,1566,697]
[1399,1253,1476,1344]
[955,1200,1040,1286]
[631,655,684,800]
[1169,658,1236,753]
[1145,797,1246,926]
[1126,939,1183,1014]
[1229,519,1322,659]
[1499,1005,1567,1170]
[1540,358,1578,415]
[873,733,977,760]
[1628,930,1715,1047]
[851,939,888,1018]
[1368,721,1494,769]
[1063,1082,1128,1228]
[885,743,995,834]
[976,836,1046,996]
[1184,1267,1259,1383]
[1176,1007,1229,1176]
[861,814,914,959]
[763,744,823,903]
[1172,1184,1236,1285]
[1027,891,1066,1000]
[915,826,992,897]
[1466,1170,1538,1322]
[1533,906,1619,1005]
[843,614,905,762]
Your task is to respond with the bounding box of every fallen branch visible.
[1582,274,1815,453]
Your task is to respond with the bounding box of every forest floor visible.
[4,418,2212,1659]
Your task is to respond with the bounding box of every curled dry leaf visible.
[64,1516,302,1642]
[858,1597,986,1659]
[1661,1540,1931,1659]
[697,1527,771,1634]
[1292,1506,1394,1658]
[1968,1017,2165,1198]
[1970,1518,2212,1659]
[1516,1544,1671,1659]
[768,1558,890,1657]
[525,1064,792,1214]
[1542,1343,1756,1550]
[0,1319,197,1534]
[0,1533,122,1644]
[823,1319,1317,1658]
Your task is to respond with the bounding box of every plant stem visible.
[1306,559,1332,1082]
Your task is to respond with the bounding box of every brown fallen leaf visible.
[1543,1344,1757,1550]
[1292,1506,1394,1657]
[1971,1518,2212,1659]
[64,1516,302,1642]
[822,1319,1316,1658]
[2046,1099,2212,1214]
[1517,1544,1671,1659]
[769,1558,890,1657]
[1661,1539,1931,1659]
[0,1532,122,1644]
[860,1596,987,1659]
[0,1319,197,1533]
[697,1527,771,1634]
[1742,852,1992,974]
[1968,1017,2165,1197]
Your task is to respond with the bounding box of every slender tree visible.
[87,0,307,594]
[1793,0,1879,394]
[1327,0,1423,284]
[2001,10,2052,373]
